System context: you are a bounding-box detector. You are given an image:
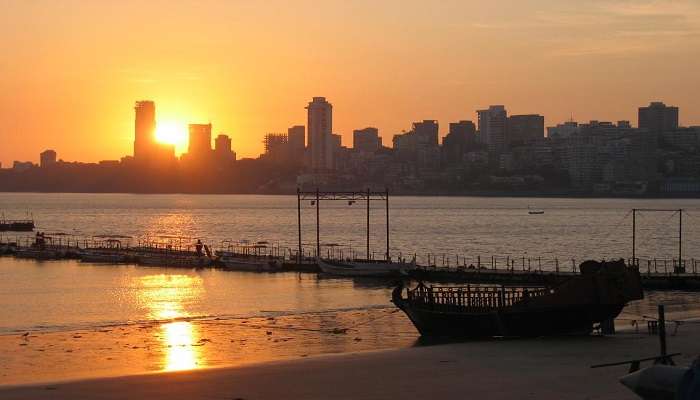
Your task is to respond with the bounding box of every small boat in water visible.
[527,206,544,215]
[14,246,63,260]
[79,238,130,264]
[216,251,282,272]
[318,258,413,277]
[137,253,212,268]
[80,250,130,264]
[392,259,643,338]
[0,219,34,232]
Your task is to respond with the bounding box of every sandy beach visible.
[2,320,699,400]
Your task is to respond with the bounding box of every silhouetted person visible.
[195,239,203,256]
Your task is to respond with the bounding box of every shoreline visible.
[1,190,700,199]
[3,324,699,400]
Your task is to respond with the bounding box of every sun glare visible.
[155,121,188,152]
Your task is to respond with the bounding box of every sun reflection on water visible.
[162,321,200,371]
[136,274,205,371]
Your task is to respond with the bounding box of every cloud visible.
[469,1,700,57]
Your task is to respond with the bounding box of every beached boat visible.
[392,259,643,338]
[215,251,282,272]
[318,258,413,277]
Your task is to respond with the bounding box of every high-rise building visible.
[639,102,679,135]
[442,121,476,165]
[133,101,156,159]
[547,121,579,139]
[214,134,236,162]
[188,123,212,158]
[412,120,439,146]
[507,114,544,145]
[287,125,305,160]
[263,133,289,163]
[353,127,381,152]
[306,97,333,171]
[132,100,175,164]
[477,105,508,153]
[40,150,57,168]
[447,121,477,143]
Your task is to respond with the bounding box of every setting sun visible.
[155,121,188,154]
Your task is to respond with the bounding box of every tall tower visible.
[638,102,679,135]
[134,101,156,159]
[477,105,508,153]
[306,97,333,171]
[188,123,212,157]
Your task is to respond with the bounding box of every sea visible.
[1,193,700,384]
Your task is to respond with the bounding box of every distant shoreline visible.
[0,190,699,199]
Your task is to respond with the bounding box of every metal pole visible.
[632,209,636,265]
[297,188,302,264]
[366,188,370,260]
[385,188,389,261]
[679,209,682,269]
[658,305,667,358]
[316,188,320,259]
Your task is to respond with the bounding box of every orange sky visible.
[1,0,699,166]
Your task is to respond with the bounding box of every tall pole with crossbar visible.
[385,188,390,261]
[316,188,320,258]
[297,188,302,263]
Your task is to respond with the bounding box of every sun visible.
[155,121,188,153]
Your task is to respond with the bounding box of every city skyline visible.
[2,1,700,166]
[1,96,695,167]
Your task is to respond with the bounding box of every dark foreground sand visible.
[2,322,699,400]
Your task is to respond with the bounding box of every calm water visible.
[2,194,700,384]
[1,193,700,333]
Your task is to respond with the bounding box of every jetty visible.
[2,200,700,290]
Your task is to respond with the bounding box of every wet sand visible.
[2,322,699,400]
[0,307,418,385]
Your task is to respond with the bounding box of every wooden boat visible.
[318,258,413,277]
[392,259,643,338]
[215,251,282,272]
[0,219,34,232]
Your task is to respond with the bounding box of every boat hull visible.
[393,259,642,338]
[79,252,129,264]
[221,258,280,272]
[137,255,211,268]
[318,259,410,277]
[396,302,623,337]
[0,221,34,232]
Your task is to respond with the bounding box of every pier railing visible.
[4,233,700,278]
[408,284,550,311]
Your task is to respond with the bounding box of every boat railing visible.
[407,284,551,310]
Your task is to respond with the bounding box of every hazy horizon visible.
[2,0,699,166]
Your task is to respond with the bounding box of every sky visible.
[1,0,699,166]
